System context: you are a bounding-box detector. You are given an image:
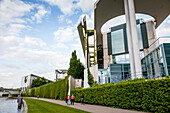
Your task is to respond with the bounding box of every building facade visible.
[78,0,170,87]
[20,74,51,92]
[55,69,68,81]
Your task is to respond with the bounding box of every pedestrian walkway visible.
[29,97,147,113]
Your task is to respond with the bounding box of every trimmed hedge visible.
[2,94,8,97]
[71,78,170,113]
[30,76,69,99]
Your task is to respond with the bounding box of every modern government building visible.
[77,0,170,88]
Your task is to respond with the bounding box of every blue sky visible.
[0,0,169,88]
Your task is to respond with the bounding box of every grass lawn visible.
[24,98,89,113]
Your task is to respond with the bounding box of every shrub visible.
[71,78,170,113]
[30,76,69,99]
[88,68,94,87]
[12,94,18,97]
[26,86,30,96]
[2,94,8,97]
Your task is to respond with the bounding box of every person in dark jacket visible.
[81,94,84,104]
[17,94,23,109]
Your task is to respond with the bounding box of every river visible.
[0,98,23,113]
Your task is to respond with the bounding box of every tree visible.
[31,77,48,88]
[68,50,84,80]
[77,59,84,80]
[41,77,47,84]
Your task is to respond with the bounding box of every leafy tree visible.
[41,77,47,84]
[77,59,84,80]
[68,50,84,80]
[31,77,48,88]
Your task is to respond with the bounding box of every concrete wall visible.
[90,64,98,82]
[103,33,109,69]
[75,79,82,88]
[8,90,21,95]
[68,76,83,95]
[84,68,89,88]
[0,92,3,96]
[84,64,98,88]
[143,21,157,56]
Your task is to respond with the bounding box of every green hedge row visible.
[71,78,170,113]
[30,76,69,99]
[2,94,8,96]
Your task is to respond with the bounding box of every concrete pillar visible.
[84,33,90,88]
[124,0,136,79]
[68,76,71,95]
[124,0,142,79]
[128,0,142,78]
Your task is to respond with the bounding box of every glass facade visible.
[98,69,108,84]
[107,19,148,55]
[111,29,125,54]
[99,43,170,84]
[162,43,170,75]
[137,24,143,49]
[98,64,131,84]
[109,64,130,83]
[141,44,170,79]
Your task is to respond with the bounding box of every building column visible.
[124,0,136,79]
[124,0,142,79]
[68,76,71,95]
[84,33,90,88]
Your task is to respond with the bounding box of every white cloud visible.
[54,26,77,42]
[58,15,72,24]
[0,35,69,67]
[0,69,32,88]
[41,0,76,15]
[51,43,69,50]
[156,15,170,37]
[0,35,70,88]
[41,0,97,15]
[24,36,46,47]
[34,5,50,23]
[58,15,65,22]
[66,19,72,24]
[2,63,21,69]
[0,36,46,53]
[0,0,50,36]
[0,0,34,26]
[4,24,28,36]
[76,0,96,13]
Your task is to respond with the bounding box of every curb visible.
[22,100,28,113]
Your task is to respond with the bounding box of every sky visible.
[0,0,169,88]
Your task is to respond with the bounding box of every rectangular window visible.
[137,25,143,49]
[111,29,125,54]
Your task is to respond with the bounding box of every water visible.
[0,98,23,113]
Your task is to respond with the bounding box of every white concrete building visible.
[55,69,68,80]
[20,74,51,92]
[78,0,170,87]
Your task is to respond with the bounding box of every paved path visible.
[29,97,147,113]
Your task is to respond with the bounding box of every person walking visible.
[17,94,23,109]
[71,94,75,105]
[81,94,84,105]
[66,95,70,105]
[37,95,39,99]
